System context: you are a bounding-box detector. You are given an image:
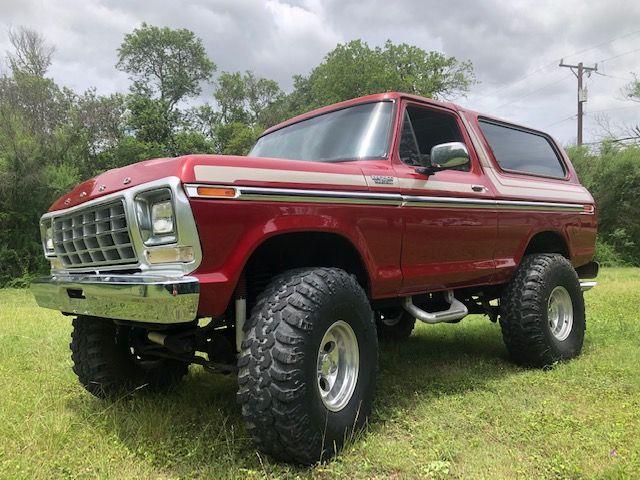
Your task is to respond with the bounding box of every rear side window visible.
[479,120,566,178]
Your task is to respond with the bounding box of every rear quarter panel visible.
[460,110,597,282]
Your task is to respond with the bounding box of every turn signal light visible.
[146,246,195,264]
[196,186,238,198]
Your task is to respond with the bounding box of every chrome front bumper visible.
[31,274,199,324]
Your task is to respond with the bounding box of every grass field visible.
[1,268,639,479]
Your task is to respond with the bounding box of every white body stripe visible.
[194,165,368,187]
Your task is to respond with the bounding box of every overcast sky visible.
[1,0,639,145]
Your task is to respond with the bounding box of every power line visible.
[545,114,576,128]
[594,71,636,82]
[598,47,640,64]
[494,74,572,110]
[586,104,640,114]
[473,28,640,100]
[563,28,640,62]
[476,61,559,98]
[583,135,640,146]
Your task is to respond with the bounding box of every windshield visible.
[250,101,394,162]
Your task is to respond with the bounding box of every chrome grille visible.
[52,200,137,268]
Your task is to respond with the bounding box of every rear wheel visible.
[499,254,585,368]
[70,316,188,398]
[237,268,378,464]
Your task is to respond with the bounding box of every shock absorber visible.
[234,274,247,352]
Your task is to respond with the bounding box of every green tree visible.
[214,122,261,156]
[0,73,75,284]
[116,23,216,108]
[125,94,176,145]
[569,145,640,266]
[0,30,129,284]
[288,39,475,113]
[209,71,283,153]
[214,71,283,125]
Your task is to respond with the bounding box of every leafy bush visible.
[569,145,640,266]
[595,239,628,267]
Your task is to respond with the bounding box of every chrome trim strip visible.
[31,274,199,324]
[185,184,402,206]
[403,195,495,209]
[403,195,584,212]
[239,186,402,206]
[185,183,589,212]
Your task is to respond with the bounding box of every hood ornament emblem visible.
[64,198,71,205]
[98,184,106,192]
[123,177,131,185]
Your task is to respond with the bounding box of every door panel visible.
[395,102,497,293]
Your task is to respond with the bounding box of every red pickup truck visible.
[32,92,598,464]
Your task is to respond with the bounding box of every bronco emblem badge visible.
[371,175,394,185]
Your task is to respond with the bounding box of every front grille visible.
[52,199,137,268]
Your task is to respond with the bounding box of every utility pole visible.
[559,60,598,146]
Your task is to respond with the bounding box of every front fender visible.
[188,198,402,317]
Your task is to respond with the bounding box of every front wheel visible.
[237,268,378,464]
[499,254,586,368]
[70,317,188,398]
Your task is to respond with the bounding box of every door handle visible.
[471,185,488,192]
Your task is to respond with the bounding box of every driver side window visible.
[399,105,468,171]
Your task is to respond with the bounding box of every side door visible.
[394,101,498,293]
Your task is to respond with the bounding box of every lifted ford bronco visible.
[32,92,598,464]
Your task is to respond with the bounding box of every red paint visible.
[47,92,597,318]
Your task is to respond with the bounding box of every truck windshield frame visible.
[250,100,395,163]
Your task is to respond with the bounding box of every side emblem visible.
[123,177,131,185]
[371,175,394,185]
[98,185,106,192]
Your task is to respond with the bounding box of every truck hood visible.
[49,154,374,212]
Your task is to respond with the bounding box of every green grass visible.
[1,268,639,479]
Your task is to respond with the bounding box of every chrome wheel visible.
[316,320,359,412]
[547,286,574,341]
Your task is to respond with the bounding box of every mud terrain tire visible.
[237,268,378,464]
[500,254,585,368]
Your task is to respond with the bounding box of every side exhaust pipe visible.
[402,290,468,325]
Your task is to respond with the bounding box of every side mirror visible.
[416,142,470,175]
